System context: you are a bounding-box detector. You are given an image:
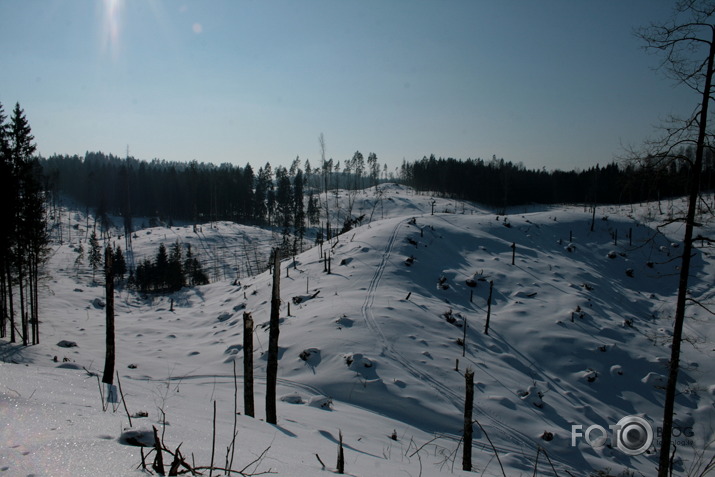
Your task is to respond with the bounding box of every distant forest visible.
[401,153,715,209]
[40,151,384,246]
[39,149,715,232]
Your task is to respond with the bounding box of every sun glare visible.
[101,0,124,59]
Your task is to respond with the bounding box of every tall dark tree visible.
[635,3,715,474]
[102,245,115,385]
[293,168,306,253]
[112,246,127,280]
[0,102,15,340]
[266,248,281,425]
[0,102,48,346]
[367,152,380,190]
[352,150,365,190]
[306,190,320,227]
[155,243,169,290]
[274,166,293,251]
[167,240,185,291]
[184,243,209,287]
[254,164,272,225]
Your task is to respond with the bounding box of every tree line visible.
[399,153,715,209]
[42,148,715,245]
[41,148,391,255]
[0,102,49,346]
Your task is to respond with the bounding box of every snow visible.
[2,185,715,476]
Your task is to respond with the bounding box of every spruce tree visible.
[112,246,127,280]
[0,102,13,340]
[9,103,46,345]
[167,240,185,291]
[155,243,169,290]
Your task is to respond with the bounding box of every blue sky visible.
[0,0,693,173]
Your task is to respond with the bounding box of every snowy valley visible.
[2,184,715,477]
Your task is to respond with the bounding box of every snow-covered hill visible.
[2,185,714,476]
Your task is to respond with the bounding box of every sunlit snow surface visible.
[2,185,714,476]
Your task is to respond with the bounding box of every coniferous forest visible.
[0,102,49,346]
[40,148,715,230]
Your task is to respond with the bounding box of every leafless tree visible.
[635,2,715,474]
[265,249,281,425]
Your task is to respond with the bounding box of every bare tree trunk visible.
[266,249,280,424]
[6,262,15,343]
[18,259,27,346]
[33,256,39,344]
[0,271,6,339]
[462,368,474,472]
[102,245,115,385]
[658,27,715,477]
[243,311,254,418]
[484,280,493,335]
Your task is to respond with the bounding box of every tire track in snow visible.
[360,216,558,463]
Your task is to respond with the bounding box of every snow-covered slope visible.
[2,185,714,476]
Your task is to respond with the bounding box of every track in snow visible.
[357,216,561,465]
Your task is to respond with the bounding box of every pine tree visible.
[306,190,320,227]
[367,152,380,190]
[254,164,272,224]
[155,243,169,290]
[9,103,46,345]
[275,166,293,252]
[167,240,185,291]
[0,102,14,340]
[293,168,306,253]
[112,246,127,280]
[135,258,153,293]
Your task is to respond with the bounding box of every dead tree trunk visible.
[243,311,254,418]
[6,262,15,343]
[266,249,281,424]
[462,368,474,472]
[337,430,345,474]
[102,245,115,385]
[484,280,493,335]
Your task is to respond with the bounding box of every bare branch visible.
[685,296,715,314]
